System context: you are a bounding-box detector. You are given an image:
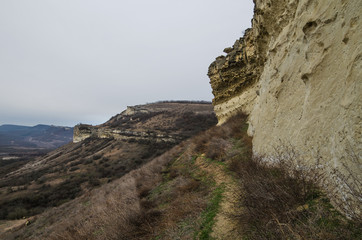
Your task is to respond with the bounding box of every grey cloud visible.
[0,0,253,126]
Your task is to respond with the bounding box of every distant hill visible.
[0,124,73,150]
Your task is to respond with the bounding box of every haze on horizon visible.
[0,0,253,127]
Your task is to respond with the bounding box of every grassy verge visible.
[196,186,224,240]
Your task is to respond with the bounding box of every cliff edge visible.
[209,0,361,214]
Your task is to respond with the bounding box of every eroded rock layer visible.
[209,0,361,214]
[74,102,217,144]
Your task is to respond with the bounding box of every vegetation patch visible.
[196,186,224,240]
[228,149,362,239]
[1,112,360,239]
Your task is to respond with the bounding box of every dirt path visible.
[0,218,29,234]
[196,155,242,240]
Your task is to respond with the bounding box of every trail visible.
[195,155,242,240]
[0,218,32,235]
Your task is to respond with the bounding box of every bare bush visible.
[229,144,361,239]
[271,142,361,221]
[40,145,185,240]
[327,147,362,221]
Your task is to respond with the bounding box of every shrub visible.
[7,207,28,220]
[92,154,102,160]
[88,177,101,187]
[229,154,361,239]
[69,166,80,172]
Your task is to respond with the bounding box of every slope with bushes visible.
[2,113,359,239]
[0,102,217,233]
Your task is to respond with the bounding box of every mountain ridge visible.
[0,124,73,152]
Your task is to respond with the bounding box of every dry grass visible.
[0,102,217,223]
[38,114,241,240]
[0,144,181,240]
[46,146,183,240]
[328,147,362,222]
[228,151,361,239]
[2,111,360,240]
[5,139,212,240]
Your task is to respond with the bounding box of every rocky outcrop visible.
[73,124,93,143]
[73,124,181,143]
[73,105,182,143]
[209,0,361,215]
[208,0,300,123]
[208,29,260,122]
[73,102,217,144]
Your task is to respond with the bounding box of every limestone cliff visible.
[209,0,361,214]
[208,29,260,120]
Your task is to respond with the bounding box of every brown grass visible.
[47,147,181,240]
[0,144,180,240]
[4,138,211,240]
[2,111,360,240]
[228,150,361,239]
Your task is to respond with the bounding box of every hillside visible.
[0,102,217,230]
[0,124,73,170]
[1,114,360,239]
[74,101,215,143]
[0,125,74,194]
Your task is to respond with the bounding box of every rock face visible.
[209,0,361,213]
[208,29,260,121]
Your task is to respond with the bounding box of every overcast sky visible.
[0,0,253,127]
